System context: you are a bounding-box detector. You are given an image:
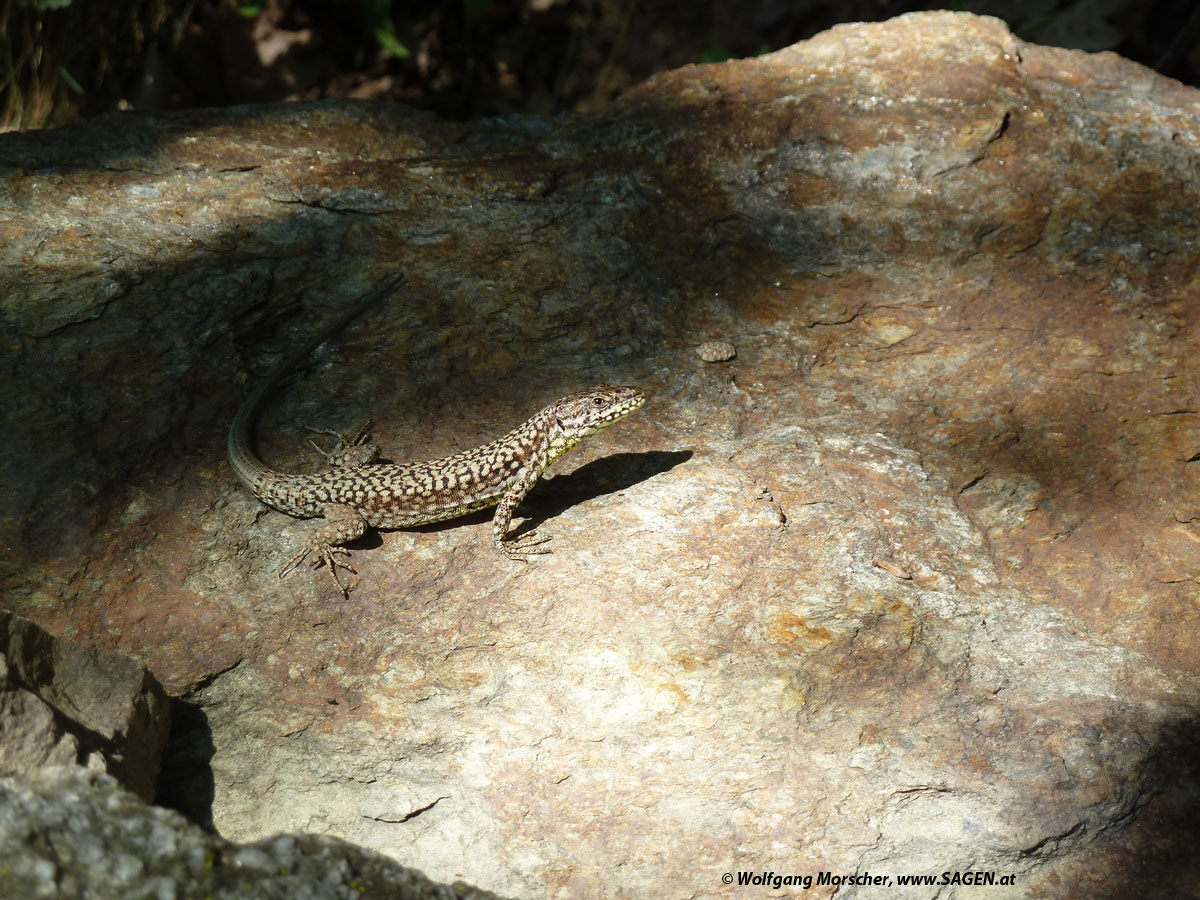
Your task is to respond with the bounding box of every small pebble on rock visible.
[696,340,736,362]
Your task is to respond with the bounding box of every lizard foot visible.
[280,543,358,595]
[499,530,552,561]
[304,420,379,469]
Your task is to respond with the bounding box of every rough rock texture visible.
[0,610,169,802]
[1,11,1198,900]
[0,766,513,900]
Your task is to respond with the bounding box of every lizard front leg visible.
[280,502,368,594]
[492,465,552,560]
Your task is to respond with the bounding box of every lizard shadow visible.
[404,449,693,539]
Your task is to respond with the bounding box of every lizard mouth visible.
[605,390,645,422]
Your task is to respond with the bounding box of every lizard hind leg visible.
[279,502,369,595]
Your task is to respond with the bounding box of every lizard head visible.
[551,384,644,434]
[543,384,645,464]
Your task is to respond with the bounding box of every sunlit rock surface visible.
[1,11,1198,900]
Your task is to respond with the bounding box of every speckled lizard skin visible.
[227,273,645,592]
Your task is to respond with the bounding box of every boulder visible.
[1,11,1197,899]
[0,767,512,900]
[0,610,169,802]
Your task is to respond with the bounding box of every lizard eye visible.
[592,397,605,406]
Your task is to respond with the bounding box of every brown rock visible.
[1,10,1197,899]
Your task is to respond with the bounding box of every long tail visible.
[226,272,406,490]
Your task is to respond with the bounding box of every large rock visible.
[1,10,1198,899]
[0,766,512,900]
[0,610,169,801]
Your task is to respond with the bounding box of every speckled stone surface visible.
[1,11,1198,900]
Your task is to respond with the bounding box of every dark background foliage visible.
[4,0,1199,131]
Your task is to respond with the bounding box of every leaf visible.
[57,65,83,96]
[698,47,731,64]
[363,0,411,59]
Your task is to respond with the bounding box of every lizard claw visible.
[279,546,312,580]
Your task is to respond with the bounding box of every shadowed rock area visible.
[0,610,169,801]
[0,767,513,900]
[1,11,1198,900]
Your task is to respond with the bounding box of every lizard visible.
[227,272,646,593]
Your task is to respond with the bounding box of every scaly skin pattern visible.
[227,276,644,592]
